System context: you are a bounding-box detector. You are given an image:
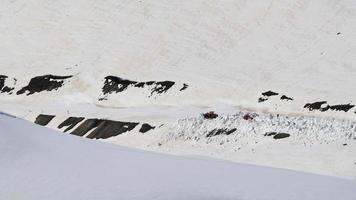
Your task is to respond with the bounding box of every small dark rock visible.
[273,133,290,139]
[280,95,293,101]
[262,90,279,97]
[203,111,218,119]
[179,83,188,91]
[258,97,268,103]
[243,114,254,120]
[304,101,327,111]
[264,132,277,136]
[139,123,155,133]
[206,128,236,137]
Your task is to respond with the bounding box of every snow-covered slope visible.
[0,0,356,117]
[1,113,356,200]
[0,0,356,182]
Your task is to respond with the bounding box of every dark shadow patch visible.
[262,90,279,97]
[0,75,14,93]
[304,101,327,111]
[139,123,155,133]
[273,133,290,139]
[206,128,237,137]
[337,32,341,35]
[58,117,85,132]
[34,114,55,126]
[280,95,293,101]
[17,75,72,95]
[179,83,188,91]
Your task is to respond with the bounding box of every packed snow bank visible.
[1,113,356,200]
[169,111,356,145]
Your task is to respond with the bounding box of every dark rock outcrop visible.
[34,114,55,126]
[139,123,155,133]
[304,101,354,112]
[0,75,14,93]
[304,101,327,111]
[17,75,72,95]
[273,133,290,139]
[280,95,293,101]
[258,97,268,103]
[69,118,139,139]
[86,120,139,139]
[58,117,85,132]
[101,75,175,98]
[203,111,218,119]
[322,104,354,112]
[262,90,279,97]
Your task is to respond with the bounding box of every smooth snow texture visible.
[1,113,356,200]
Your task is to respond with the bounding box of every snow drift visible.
[1,113,356,200]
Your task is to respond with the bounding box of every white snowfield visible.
[0,0,355,117]
[1,0,356,194]
[1,113,356,200]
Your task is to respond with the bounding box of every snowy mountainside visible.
[0,0,355,117]
[1,112,356,200]
[0,0,356,181]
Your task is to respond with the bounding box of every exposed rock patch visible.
[258,97,268,103]
[86,120,139,139]
[280,95,293,101]
[322,104,355,112]
[101,75,175,98]
[58,117,85,132]
[0,75,14,93]
[179,83,188,91]
[17,75,72,95]
[206,128,237,137]
[264,132,277,136]
[203,111,218,119]
[304,101,354,112]
[139,123,155,133]
[273,133,290,139]
[304,101,328,111]
[34,114,55,126]
[264,132,290,139]
[262,90,279,97]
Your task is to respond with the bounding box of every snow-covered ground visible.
[1,0,356,195]
[0,0,355,117]
[1,113,356,200]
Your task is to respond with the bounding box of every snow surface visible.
[1,113,356,200]
[0,0,356,117]
[0,0,356,189]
